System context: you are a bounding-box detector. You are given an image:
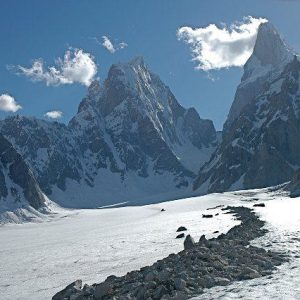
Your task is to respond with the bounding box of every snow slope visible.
[193,190,300,300]
[1,187,299,300]
[0,193,241,300]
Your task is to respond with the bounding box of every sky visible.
[0,0,300,130]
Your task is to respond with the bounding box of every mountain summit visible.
[251,22,292,68]
[194,23,300,194]
[226,22,294,127]
[0,57,218,207]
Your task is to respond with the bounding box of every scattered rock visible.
[214,277,230,286]
[52,206,287,300]
[199,234,207,243]
[202,214,213,218]
[161,208,166,212]
[176,233,185,239]
[213,231,219,234]
[253,203,265,207]
[157,269,170,282]
[174,278,186,291]
[145,270,157,282]
[184,234,195,250]
[176,226,187,232]
[153,284,168,299]
[52,280,82,300]
[94,282,111,299]
[207,205,224,210]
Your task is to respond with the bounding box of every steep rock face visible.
[1,58,218,207]
[225,22,293,129]
[285,168,300,197]
[0,133,45,211]
[0,116,82,195]
[194,23,300,193]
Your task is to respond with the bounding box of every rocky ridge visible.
[0,57,218,208]
[0,133,46,222]
[194,22,300,193]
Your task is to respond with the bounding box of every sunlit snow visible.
[1,188,299,299]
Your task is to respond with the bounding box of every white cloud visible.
[102,36,116,53]
[119,41,128,49]
[177,16,268,71]
[0,94,22,112]
[13,48,97,86]
[97,36,128,53]
[44,110,63,119]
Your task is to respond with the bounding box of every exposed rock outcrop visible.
[194,22,300,193]
[0,57,218,208]
[0,133,45,212]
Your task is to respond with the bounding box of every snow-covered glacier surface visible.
[193,190,300,300]
[0,188,299,299]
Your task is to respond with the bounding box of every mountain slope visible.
[194,22,300,193]
[0,133,48,223]
[0,57,218,207]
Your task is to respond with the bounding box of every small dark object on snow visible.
[176,226,187,232]
[207,205,224,210]
[215,213,219,216]
[202,214,213,218]
[161,208,166,212]
[253,203,265,207]
[213,231,219,234]
[176,233,185,239]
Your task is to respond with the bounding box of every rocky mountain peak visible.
[226,22,294,127]
[128,56,145,67]
[87,80,101,97]
[252,22,290,67]
[242,22,294,82]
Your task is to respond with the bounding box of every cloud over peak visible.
[44,110,63,119]
[12,48,97,87]
[96,35,128,53]
[177,16,267,71]
[0,94,22,112]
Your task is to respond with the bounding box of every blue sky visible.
[0,0,300,130]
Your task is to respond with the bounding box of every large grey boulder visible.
[52,280,82,300]
[184,234,195,250]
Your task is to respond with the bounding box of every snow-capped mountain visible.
[194,22,300,193]
[0,57,218,207]
[0,133,47,222]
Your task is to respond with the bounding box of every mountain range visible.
[0,57,217,209]
[1,21,299,214]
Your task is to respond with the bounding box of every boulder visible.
[174,278,186,291]
[176,233,185,239]
[253,203,265,207]
[52,280,82,300]
[199,235,207,243]
[202,214,213,218]
[94,282,111,299]
[184,235,195,250]
[176,226,187,232]
[145,270,158,282]
[157,269,170,282]
[153,284,168,299]
[214,277,230,286]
